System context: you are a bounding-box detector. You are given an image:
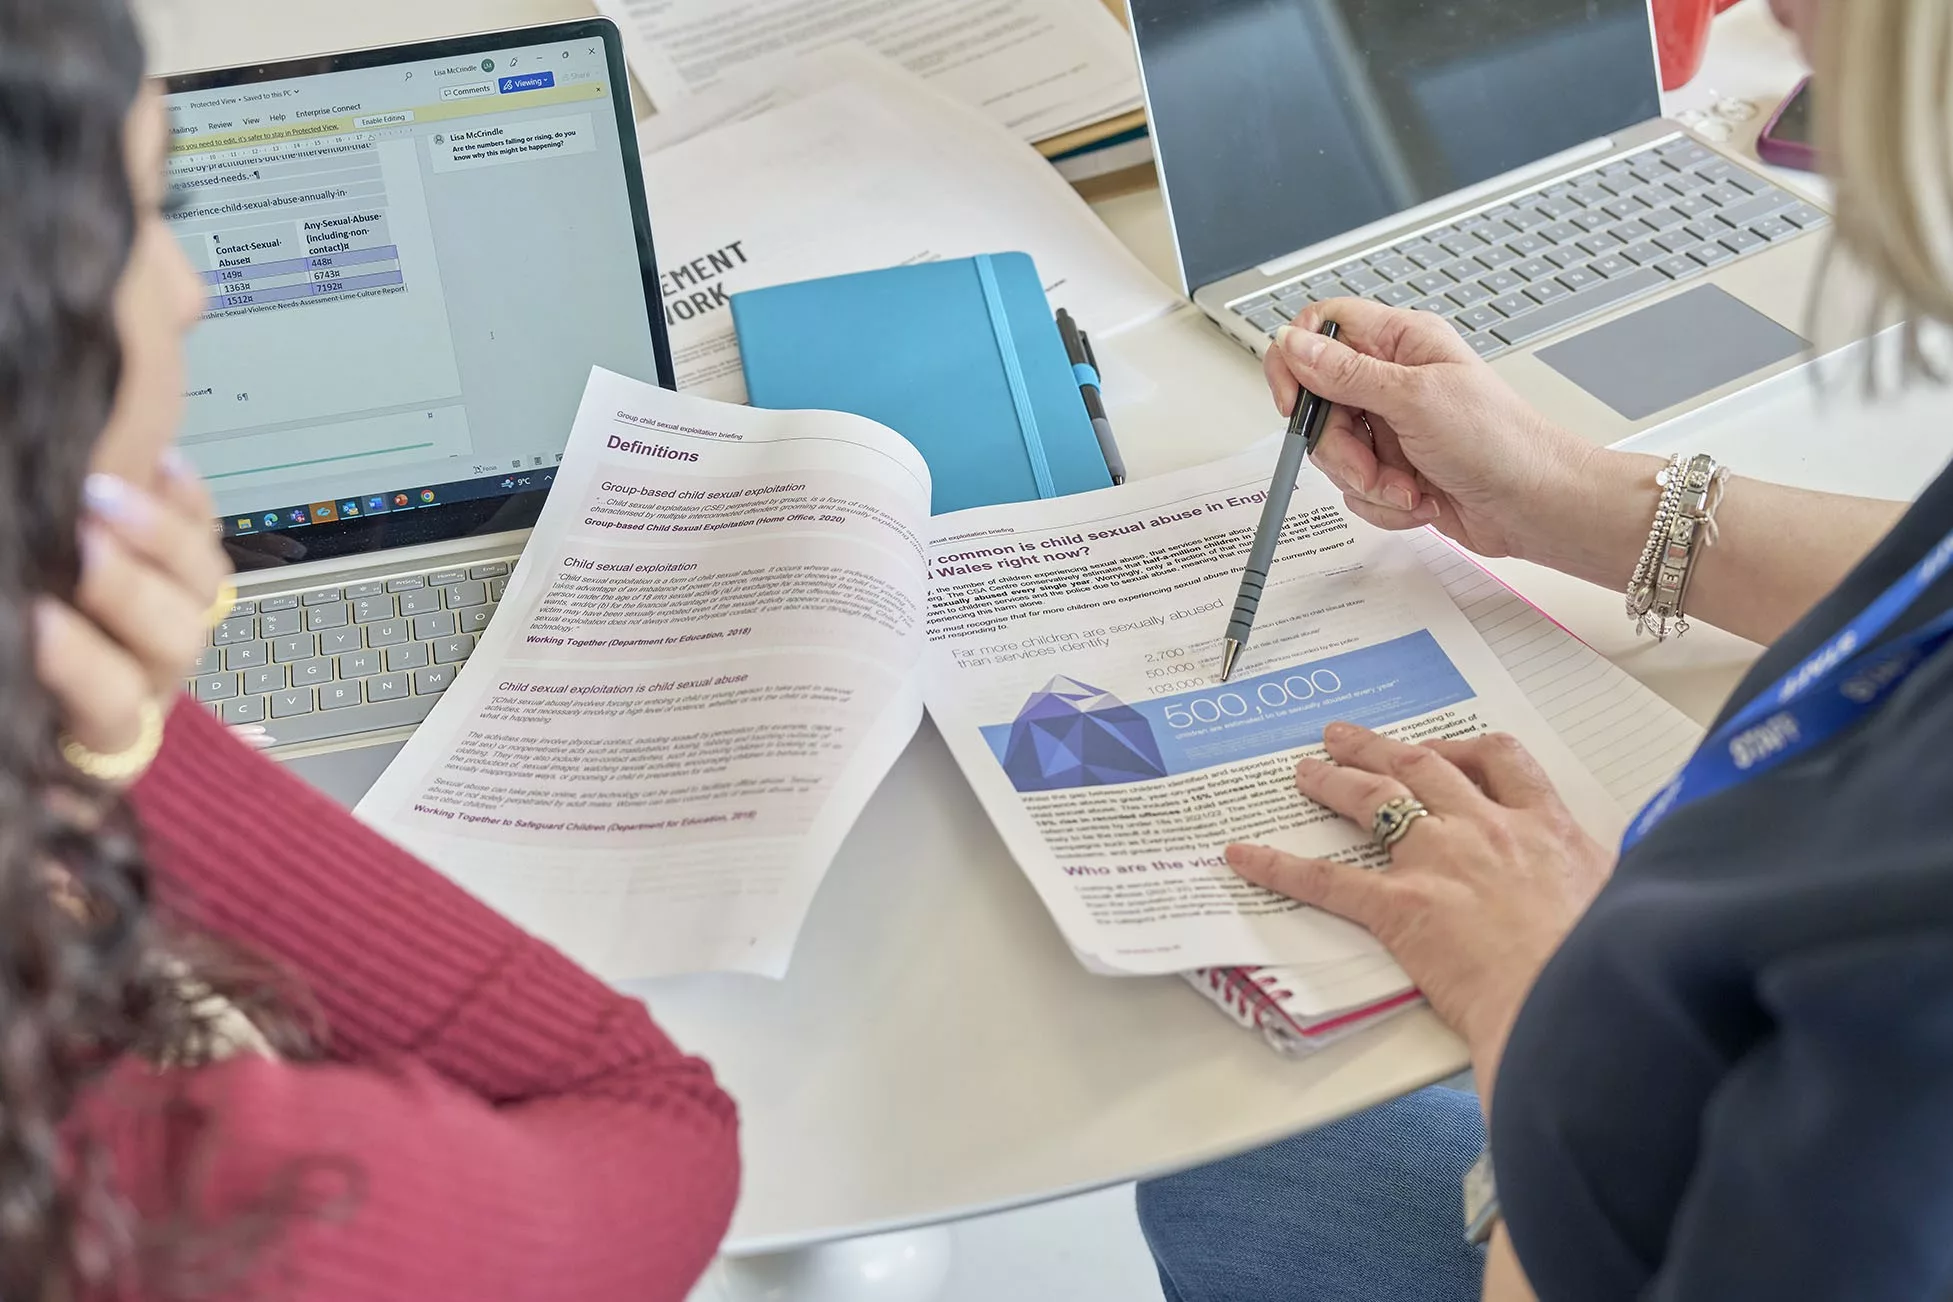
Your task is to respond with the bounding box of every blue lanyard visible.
[1622,526,1953,853]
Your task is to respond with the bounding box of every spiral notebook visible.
[1190,532,1704,1055]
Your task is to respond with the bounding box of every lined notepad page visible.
[1412,532,1703,811]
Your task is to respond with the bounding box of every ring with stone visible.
[1372,795,1431,852]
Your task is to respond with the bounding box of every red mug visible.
[1652,0,1746,90]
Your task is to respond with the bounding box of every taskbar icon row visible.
[225,487,443,538]
[222,463,564,539]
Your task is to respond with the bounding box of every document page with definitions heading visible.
[356,368,932,980]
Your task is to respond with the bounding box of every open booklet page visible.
[920,442,1629,977]
[355,369,933,980]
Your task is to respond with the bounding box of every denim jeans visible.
[1138,1087,1487,1302]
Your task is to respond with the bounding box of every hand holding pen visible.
[1219,320,1340,682]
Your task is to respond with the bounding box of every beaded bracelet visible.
[1627,453,1727,640]
[1626,454,1686,632]
[59,698,165,785]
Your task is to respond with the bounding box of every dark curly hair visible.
[1,1,332,1297]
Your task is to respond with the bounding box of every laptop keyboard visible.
[188,558,515,748]
[1231,138,1830,360]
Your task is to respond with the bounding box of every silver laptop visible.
[165,21,673,798]
[1129,0,1859,444]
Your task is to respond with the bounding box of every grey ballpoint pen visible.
[1079,330,1126,484]
[1219,321,1340,683]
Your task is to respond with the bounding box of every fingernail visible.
[1225,844,1266,870]
[1272,324,1293,353]
[1387,485,1415,512]
[1314,450,1369,494]
[83,474,151,527]
[1414,498,1442,523]
[1323,722,1356,742]
[160,448,196,482]
[1284,329,1328,366]
[78,525,108,576]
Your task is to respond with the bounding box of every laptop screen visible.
[1131,0,1663,292]
[164,21,671,570]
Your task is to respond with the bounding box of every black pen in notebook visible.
[1055,308,1127,485]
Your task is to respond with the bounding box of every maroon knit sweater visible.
[80,699,740,1300]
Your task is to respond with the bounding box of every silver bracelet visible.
[1627,453,1727,641]
[1626,454,1687,630]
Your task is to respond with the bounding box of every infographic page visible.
[921,443,1627,976]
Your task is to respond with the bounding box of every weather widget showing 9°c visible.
[982,631,1476,794]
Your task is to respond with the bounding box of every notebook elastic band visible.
[1072,362,1101,390]
[975,255,1057,499]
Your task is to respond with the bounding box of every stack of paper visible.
[635,46,1180,403]
[595,0,1143,145]
[355,374,1704,1059]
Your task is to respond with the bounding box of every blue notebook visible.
[731,253,1113,514]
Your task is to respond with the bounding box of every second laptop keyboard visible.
[189,558,515,749]
[1232,137,1829,360]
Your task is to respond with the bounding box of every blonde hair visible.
[1822,0,1953,330]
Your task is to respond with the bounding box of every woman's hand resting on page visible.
[1227,724,1615,1099]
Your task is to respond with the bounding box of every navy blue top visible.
[1493,461,1953,1301]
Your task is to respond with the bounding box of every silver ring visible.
[1372,795,1431,851]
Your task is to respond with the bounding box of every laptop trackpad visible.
[1537,284,1807,421]
[280,741,404,809]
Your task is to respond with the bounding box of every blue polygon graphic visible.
[999,677,1168,792]
[983,632,1475,793]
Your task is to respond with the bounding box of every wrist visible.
[1507,443,1667,588]
[1466,1022,1512,1122]
[1460,972,1539,1123]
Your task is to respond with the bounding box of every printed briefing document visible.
[919,446,1627,977]
[356,368,933,980]
[361,373,1625,981]
[595,0,1142,143]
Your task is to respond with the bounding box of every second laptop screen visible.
[1133,0,1662,290]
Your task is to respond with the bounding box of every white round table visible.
[135,1,1953,1293]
